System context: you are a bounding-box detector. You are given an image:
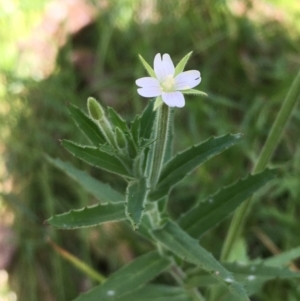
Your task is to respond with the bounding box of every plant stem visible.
[169,265,206,301]
[149,104,171,189]
[221,69,300,261]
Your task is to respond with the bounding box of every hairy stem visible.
[149,104,171,189]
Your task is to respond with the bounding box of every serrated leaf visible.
[107,107,129,133]
[150,133,243,200]
[47,203,126,229]
[174,51,193,76]
[138,54,156,78]
[62,140,132,177]
[125,177,148,229]
[68,104,106,145]
[47,157,124,203]
[178,169,276,238]
[151,221,249,301]
[112,285,192,301]
[73,251,171,301]
[181,89,208,97]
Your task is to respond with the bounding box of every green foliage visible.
[47,157,124,203]
[186,262,300,296]
[150,134,243,200]
[174,51,193,76]
[47,203,126,229]
[3,1,300,301]
[178,169,276,238]
[62,140,133,177]
[110,285,192,301]
[73,251,171,301]
[107,107,128,130]
[138,54,156,78]
[125,177,148,229]
[139,100,155,141]
[68,104,106,145]
[151,221,249,301]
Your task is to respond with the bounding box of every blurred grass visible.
[1,0,300,300]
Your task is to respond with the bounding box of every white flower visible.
[136,53,201,108]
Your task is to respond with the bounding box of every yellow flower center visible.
[161,75,175,92]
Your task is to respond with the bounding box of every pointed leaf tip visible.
[174,51,193,76]
[138,54,156,78]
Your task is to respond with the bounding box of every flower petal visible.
[136,77,160,88]
[136,77,161,97]
[154,53,175,82]
[162,92,185,108]
[175,70,201,90]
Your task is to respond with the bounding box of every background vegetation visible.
[1,0,300,300]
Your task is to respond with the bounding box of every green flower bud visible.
[115,127,127,149]
[87,97,104,121]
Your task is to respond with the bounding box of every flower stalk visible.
[221,68,300,261]
[149,101,171,189]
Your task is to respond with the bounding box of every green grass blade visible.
[47,157,124,203]
[68,104,106,145]
[264,246,300,266]
[150,133,243,200]
[47,203,126,229]
[62,140,132,177]
[73,251,171,301]
[125,177,148,230]
[178,169,276,238]
[151,221,249,301]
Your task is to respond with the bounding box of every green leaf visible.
[62,140,132,178]
[138,54,156,78]
[47,203,126,229]
[210,262,300,298]
[174,51,193,76]
[130,116,140,145]
[151,221,249,301]
[107,107,129,133]
[73,251,171,301]
[150,133,243,200]
[181,89,208,97]
[47,157,124,203]
[125,177,148,229]
[139,101,155,140]
[68,104,106,145]
[112,285,192,301]
[178,169,276,238]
